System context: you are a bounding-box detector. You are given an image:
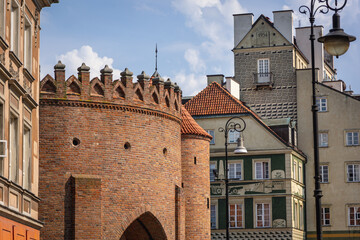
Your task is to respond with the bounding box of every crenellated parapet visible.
[40,61,182,118]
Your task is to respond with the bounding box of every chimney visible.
[233,13,253,48]
[207,74,224,86]
[225,77,240,99]
[273,10,294,44]
[296,26,324,80]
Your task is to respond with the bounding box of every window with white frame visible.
[346,131,359,146]
[24,16,32,71]
[347,164,360,182]
[348,206,360,226]
[9,113,19,183]
[293,161,297,180]
[228,162,242,180]
[255,160,270,179]
[229,203,243,228]
[23,126,31,191]
[316,98,327,112]
[11,0,20,56]
[319,132,329,147]
[207,130,215,145]
[257,59,270,83]
[321,207,330,226]
[320,165,329,183]
[0,0,5,39]
[210,162,216,182]
[211,204,217,229]
[228,129,240,143]
[256,203,270,227]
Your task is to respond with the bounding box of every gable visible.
[235,16,291,49]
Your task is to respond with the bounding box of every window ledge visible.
[9,51,23,68]
[0,36,8,50]
[347,181,360,183]
[345,145,360,147]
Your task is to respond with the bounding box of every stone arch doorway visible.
[120,212,167,240]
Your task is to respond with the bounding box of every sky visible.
[39,0,360,96]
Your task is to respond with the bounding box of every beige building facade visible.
[0,0,57,238]
[297,69,360,239]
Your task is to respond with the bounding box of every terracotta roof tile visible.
[184,81,254,116]
[184,82,306,158]
[181,106,212,139]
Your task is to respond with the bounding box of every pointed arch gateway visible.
[120,212,167,240]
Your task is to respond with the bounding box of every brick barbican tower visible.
[38,62,212,240]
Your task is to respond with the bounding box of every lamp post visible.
[299,1,356,239]
[219,117,247,240]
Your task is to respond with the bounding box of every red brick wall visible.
[39,100,182,239]
[181,135,211,240]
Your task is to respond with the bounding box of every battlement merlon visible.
[40,61,182,115]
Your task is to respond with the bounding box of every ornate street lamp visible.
[299,1,356,239]
[219,117,247,240]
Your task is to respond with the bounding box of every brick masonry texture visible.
[39,65,211,240]
[235,50,297,120]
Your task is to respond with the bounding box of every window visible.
[348,206,360,226]
[229,203,243,228]
[299,204,304,229]
[319,132,328,147]
[321,207,330,226]
[255,160,269,179]
[11,0,20,56]
[207,130,215,145]
[211,204,216,229]
[23,127,31,191]
[347,164,360,182]
[257,59,270,83]
[24,17,32,71]
[9,114,18,183]
[0,0,5,39]
[228,162,242,180]
[316,98,327,112]
[210,162,216,182]
[293,161,297,180]
[298,163,303,183]
[294,202,298,228]
[256,203,270,227]
[346,131,359,146]
[228,129,240,143]
[320,165,329,183]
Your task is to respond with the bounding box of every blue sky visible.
[40,0,360,96]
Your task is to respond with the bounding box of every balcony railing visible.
[253,72,273,86]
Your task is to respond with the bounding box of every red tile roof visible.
[181,106,212,139]
[184,81,254,116]
[184,82,306,158]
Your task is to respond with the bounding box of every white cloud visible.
[184,48,206,72]
[54,45,122,79]
[165,71,207,96]
[172,0,247,79]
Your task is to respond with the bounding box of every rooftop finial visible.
[155,44,158,72]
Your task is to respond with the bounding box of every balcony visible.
[253,72,274,88]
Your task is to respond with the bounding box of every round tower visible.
[181,107,212,240]
[39,62,183,240]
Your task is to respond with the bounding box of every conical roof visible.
[181,106,212,139]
